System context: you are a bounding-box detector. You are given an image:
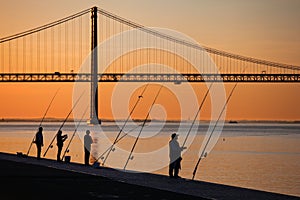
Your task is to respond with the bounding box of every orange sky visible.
[0,0,300,121]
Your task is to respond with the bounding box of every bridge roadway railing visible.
[0,73,299,83]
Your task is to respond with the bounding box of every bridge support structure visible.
[88,6,101,125]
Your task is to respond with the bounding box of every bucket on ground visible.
[64,156,71,163]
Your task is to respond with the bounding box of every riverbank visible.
[0,152,298,200]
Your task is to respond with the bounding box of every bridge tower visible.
[88,6,101,125]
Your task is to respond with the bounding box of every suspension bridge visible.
[1,6,299,123]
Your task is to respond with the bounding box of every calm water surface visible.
[0,121,299,197]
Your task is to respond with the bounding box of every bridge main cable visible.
[97,7,300,71]
[0,8,90,43]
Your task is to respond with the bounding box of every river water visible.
[0,121,299,197]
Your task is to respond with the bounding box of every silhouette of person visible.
[34,126,44,159]
[84,130,93,165]
[56,130,68,162]
[169,133,186,178]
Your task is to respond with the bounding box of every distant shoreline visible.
[1,118,300,124]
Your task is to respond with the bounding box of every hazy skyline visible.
[0,0,300,121]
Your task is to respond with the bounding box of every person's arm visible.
[62,135,68,141]
[176,141,186,151]
[33,133,37,143]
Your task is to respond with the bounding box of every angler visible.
[61,106,88,162]
[26,88,60,157]
[43,92,84,158]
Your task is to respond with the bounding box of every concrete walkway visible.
[0,152,299,200]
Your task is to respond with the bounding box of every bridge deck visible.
[0,73,299,82]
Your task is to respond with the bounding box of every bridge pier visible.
[88,6,101,125]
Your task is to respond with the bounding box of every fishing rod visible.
[100,84,149,166]
[191,68,246,180]
[181,82,214,148]
[93,124,141,166]
[26,88,60,156]
[182,67,223,148]
[123,84,164,170]
[61,106,88,161]
[43,91,85,157]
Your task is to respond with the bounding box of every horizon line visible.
[1,118,300,123]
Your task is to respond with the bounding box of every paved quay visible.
[0,152,299,200]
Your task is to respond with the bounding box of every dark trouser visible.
[169,157,181,177]
[57,146,62,161]
[84,148,90,165]
[36,144,42,159]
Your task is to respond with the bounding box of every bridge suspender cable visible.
[61,106,88,161]
[43,91,85,157]
[26,88,60,156]
[191,68,247,180]
[96,84,149,166]
[123,84,164,170]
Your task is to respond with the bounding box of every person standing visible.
[34,126,44,159]
[56,130,68,162]
[169,133,186,178]
[84,130,93,165]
